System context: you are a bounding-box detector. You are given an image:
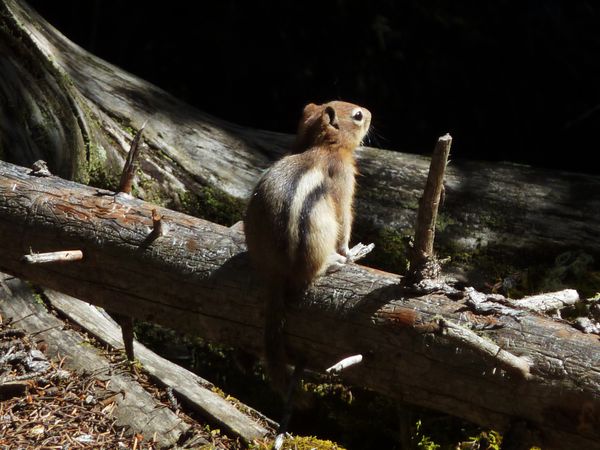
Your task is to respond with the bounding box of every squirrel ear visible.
[323,105,339,130]
[302,103,319,117]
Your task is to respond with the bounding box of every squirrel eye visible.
[352,110,363,121]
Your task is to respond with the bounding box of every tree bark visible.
[0,159,598,450]
[1,0,600,285]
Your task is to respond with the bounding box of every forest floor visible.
[0,316,241,449]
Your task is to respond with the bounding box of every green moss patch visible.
[178,187,245,226]
[353,222,411,275]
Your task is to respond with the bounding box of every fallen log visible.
[0,159,598,449]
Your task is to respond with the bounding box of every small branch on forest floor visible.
[432,317,532,380]
[117,121,146,195]
[409,133,452,281]
[326,354,363,373]
[22,250,83,264]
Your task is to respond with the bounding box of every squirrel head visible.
[294,101,371,153]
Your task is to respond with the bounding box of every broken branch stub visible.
[410,133,452,280]
[117,122,146,195]
[22,250,83,264]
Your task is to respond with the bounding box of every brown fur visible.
[245,101,371,396]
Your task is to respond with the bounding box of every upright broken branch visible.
[117,122,146,195]
[0,159,598,450]
[410,133,452,280]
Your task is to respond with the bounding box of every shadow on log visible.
[0,159,598,449]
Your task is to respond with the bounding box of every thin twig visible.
[23,250,83,264]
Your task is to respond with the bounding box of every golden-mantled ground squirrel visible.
[245,101,371,397]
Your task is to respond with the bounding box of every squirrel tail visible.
[264,280,289,395]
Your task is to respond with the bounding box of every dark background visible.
[29,0,600,174]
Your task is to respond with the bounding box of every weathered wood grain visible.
[0,159,598,449]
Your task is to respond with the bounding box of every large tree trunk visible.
[1,0,599,286]
[1,159,598,450]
